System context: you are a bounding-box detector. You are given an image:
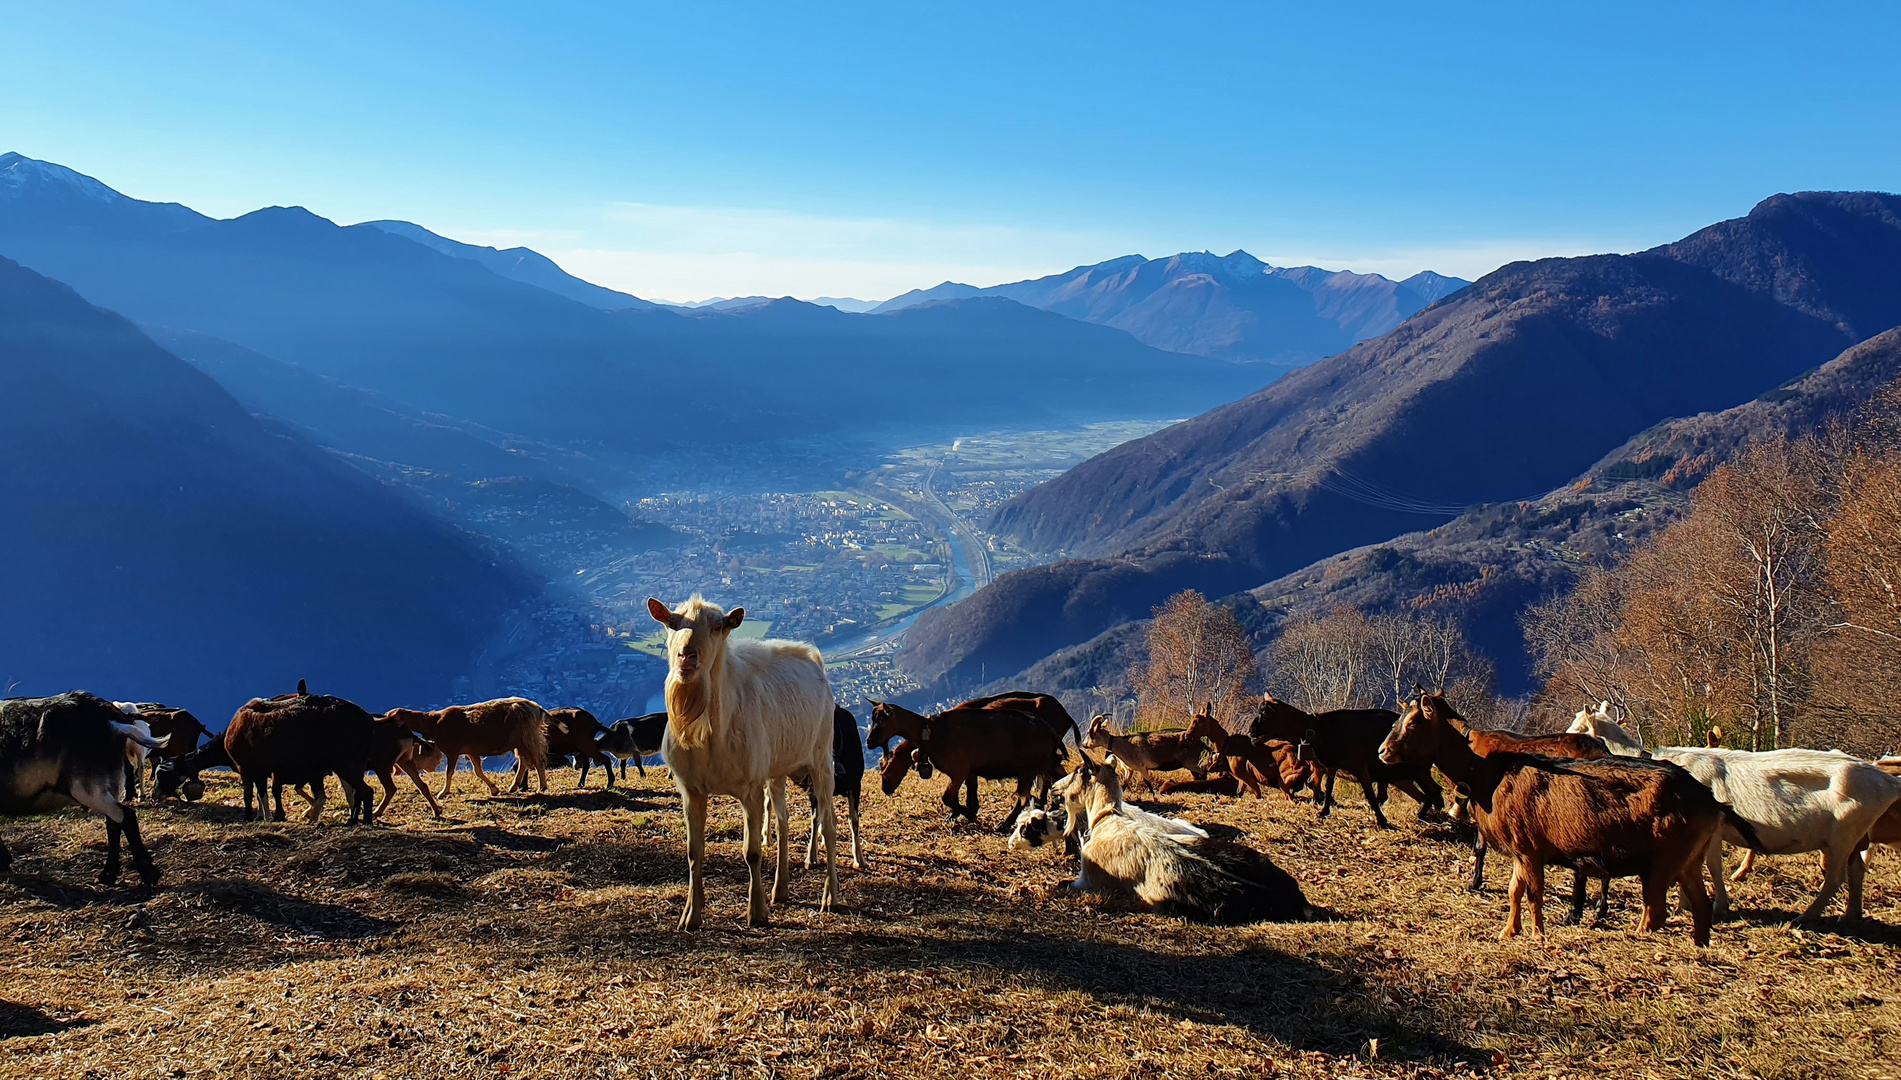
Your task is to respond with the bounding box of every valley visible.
[431,420,1177,722]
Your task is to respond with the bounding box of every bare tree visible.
[1129,591,1256,730]
[1366,612,1418,709]
[1265,606,1372,711]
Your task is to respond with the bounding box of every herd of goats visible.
[5,594,1901,945]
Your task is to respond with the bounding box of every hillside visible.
[872,252,1468,366]
[144,326,607,487]
[902,193,1901,696]
[0,155,1259,448]
[0,256,538,713]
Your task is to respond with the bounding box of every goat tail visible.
[111,721,169,750]
[1719,804,1767,851]
[516,706,550,770]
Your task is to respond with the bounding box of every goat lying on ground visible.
[1379,698,1759,946]
[1008,773,1207,852]
[1,692,167,885]
[1045,756,1310,924]
[1081,707,1224,795]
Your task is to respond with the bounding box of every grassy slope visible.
[2,767,1896,1078]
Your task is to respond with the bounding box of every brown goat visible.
[531,706,616,790]
[384,698,551,798]
[954,692,1083,755]
[1081,706,1224,795]
[1248,696,1443,828]
[226,683,380,824]
[1378,697,1758,945]
[368,718,444,818]
[866,701,1061,831]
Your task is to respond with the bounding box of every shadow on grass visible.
[0,1000,93,1038]
[2,873,154,909]
[507,789,674,813]
[565,872,1482,1066]
[1724,905,1901,944]
[170,878,396,940]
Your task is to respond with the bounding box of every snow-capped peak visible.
[0,153,126,203]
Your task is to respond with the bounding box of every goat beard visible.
[665,676,715,749]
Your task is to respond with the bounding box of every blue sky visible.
[6,1,1899,301]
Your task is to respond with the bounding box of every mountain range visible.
[0,153,1263,449]
[872,253,1468,366]
[901,191,1901,698]
[0,255,537,712]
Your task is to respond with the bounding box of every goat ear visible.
[723,607,745,631]
[647,598,683,629]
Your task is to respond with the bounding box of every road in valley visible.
[824,460,991,662]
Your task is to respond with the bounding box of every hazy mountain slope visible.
[0,155,1257,447]
[364,219,654,310]
[901,193,1901,696]
[145,326,601,485]
[0,257,538,713]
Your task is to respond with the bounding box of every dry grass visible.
[2,767,1898,1079]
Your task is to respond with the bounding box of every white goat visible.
[1009,766,1207,852]
[647,594,838,930]
[1652,746,1901,921]
[1043,757,1310,923]
[1566,702,1647,757]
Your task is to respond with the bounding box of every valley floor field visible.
[3,769,1897,1079]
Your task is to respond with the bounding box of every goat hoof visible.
[96,868,120,886]
[137,866,160,887]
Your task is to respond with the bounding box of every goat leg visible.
[678,789,707,931]
[742,786,771,927]
[846,792,868,871]
[1469,836,1487,893]
[100,815,123,886]
[1563,869,1588,925]
[1359,776,1392,830]
[0,839,10,876]
[768,777,790,907]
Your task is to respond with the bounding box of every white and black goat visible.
[2,691,166,885]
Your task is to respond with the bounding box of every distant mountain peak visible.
[0,152,126,203]
[363,218,652,311]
